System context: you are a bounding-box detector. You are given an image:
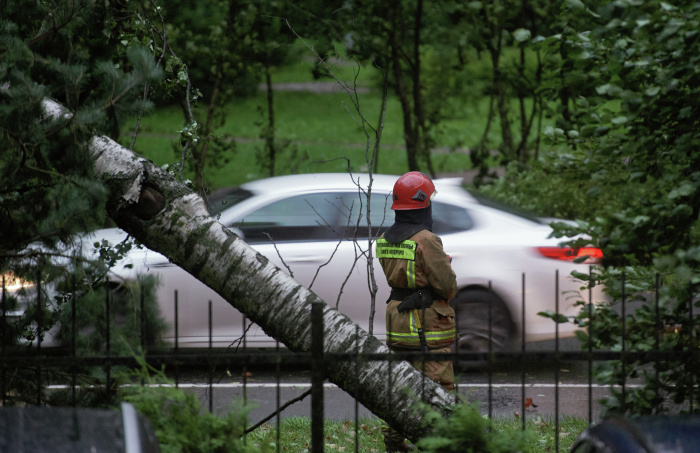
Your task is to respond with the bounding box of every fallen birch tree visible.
[42,99,456,441]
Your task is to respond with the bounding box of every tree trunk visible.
[388,0,419,172]
[193,72,222,194]
[42,99,455,442]
[264,62,276,177]
[411,0,436,178]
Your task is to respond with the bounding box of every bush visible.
[417,402,535,453]
[119,356,255,453]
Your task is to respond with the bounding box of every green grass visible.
[120,52,548,189]
[246,415,588,452]
[122,89,476,187]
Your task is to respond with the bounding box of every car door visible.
[230,190,391,344]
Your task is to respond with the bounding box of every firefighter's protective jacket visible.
[376,229,457,350]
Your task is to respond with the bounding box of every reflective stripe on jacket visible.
[385,300,457,347]
[377,230,458,349]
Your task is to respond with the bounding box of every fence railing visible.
[1,274,699,453]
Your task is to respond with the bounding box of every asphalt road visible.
[173,343,619,427]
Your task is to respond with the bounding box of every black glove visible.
[396,289,433,313]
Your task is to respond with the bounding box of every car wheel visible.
[450,289,515,355]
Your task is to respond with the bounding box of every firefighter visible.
[376,171,458,452]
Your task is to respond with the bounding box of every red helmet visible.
[391,171,436,210]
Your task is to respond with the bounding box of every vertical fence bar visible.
[105,279,111,403]
[689,280,694,414]
[385,309,394,447]
[140,284,146,350]
[174,290,179,388]
[311,302,325,453]
[242,314,249,449]
[488,281,493,419]
[520,273,526,431]
[71,280,77,407]
[140,285,145,386]
[588,266,593,425]
[2,274,6,406]
[36,273,42,405]
[454,288,460,395]
[555,269,560,453]
[243,314,248,412]
[654,274,660,414]
[208,300,213,413]
[275,336,281,453]
[354,325,360,453]
[621,270,626,413]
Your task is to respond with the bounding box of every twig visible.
[243,388,313,434]
[263,233,294,279]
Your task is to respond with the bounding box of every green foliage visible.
[1,0,162,260]
[1,0,165,406]
[531,0,700,416]
[145,0,304,192]
[476,153,601,220]
[119,355,255,453]
[474,0,700,419]
[569,266,700,416]
[536,0,700,267]
[417,402,534,453]
[56,273,167,356]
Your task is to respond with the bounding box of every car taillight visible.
[536,247,603,264]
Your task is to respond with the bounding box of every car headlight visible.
[1,272,37,294]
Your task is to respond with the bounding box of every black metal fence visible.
[1,275,699,453]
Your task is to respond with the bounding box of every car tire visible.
[450,289,515,356]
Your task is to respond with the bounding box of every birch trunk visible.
[43,100,455,441]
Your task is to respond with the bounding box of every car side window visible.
[338,193,473,237]
[432,201,474,234]
[235,192,346,243]
[337,192,392,238]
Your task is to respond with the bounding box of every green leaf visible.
[538,310,570,323]
[565,0,586,11]
[513,28,531,43]
[660,2,676,11]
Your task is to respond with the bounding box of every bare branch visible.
[262,233,294,279]
[244,389,313,435]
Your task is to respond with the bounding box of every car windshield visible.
[206,187,254,216]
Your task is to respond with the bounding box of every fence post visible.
[1,274,6,406]
[36,272,42,405]
[311,302,324,452]
[520,273,526,431]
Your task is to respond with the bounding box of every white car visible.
[94,172,603,353]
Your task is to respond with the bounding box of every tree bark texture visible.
[42,100,456,442]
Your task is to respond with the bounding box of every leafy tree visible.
[532,0,700,415]
[448,0,547,179]
[299,0,460,175]
[1,0,165,404]
[248,0,301,178]
[4,1,459,442]
[146,0,300,190]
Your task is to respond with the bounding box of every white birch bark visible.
[43,100,455,441]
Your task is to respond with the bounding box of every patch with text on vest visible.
[376,239,417,260]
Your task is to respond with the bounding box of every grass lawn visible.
[247,415,588,452]
[120,51,542,189]
[122,88,479,188]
